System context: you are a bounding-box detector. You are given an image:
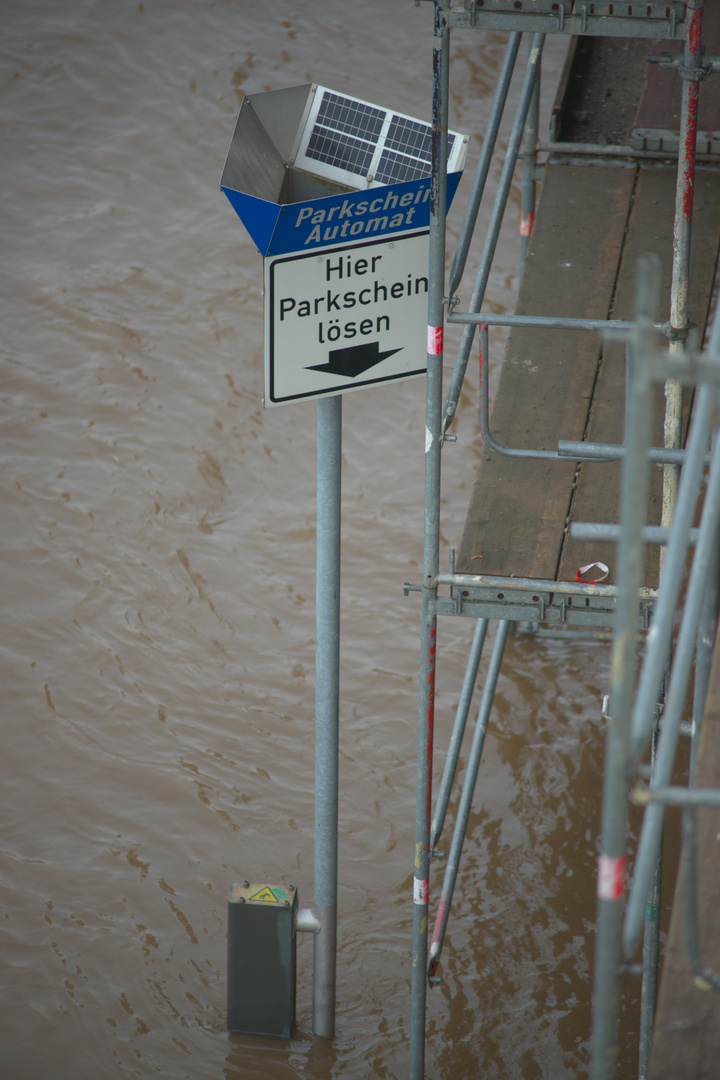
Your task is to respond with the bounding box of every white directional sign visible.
[263,231,429,407]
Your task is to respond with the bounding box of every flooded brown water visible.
[2,4,678,1078]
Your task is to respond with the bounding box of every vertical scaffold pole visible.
[520,38,539,272]
[638,724,663,1080]
[591,254,661,1080]
[640,7,703,1064]
[691,539,720,781]
[313,393,342,1039]
[410,4,449,1078]
[662,0,704,541]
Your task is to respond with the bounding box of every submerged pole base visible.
[312,903,337,1039]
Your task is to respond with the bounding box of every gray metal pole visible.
[520,37,539,272]
[478,324,701,469]
[638,724,662,1080]
[447,32,521,300]
[590,254,660,1080]
[410,5,449,1077]
[431,617,489,851]
[691,540,720,781]
[690,297,720,783]
[443,33,545,433]
[681,805,720,991]
[313,393,342,1039]
[449,310,639,333]
[427,621,510,979]
[662,0,704,547]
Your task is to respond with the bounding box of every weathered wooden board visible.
[646,629,720,1080]
[456,163,636,579]
[557,167,720,589]
[634,2,720,139]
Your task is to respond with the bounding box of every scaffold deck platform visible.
[456,163,720,589]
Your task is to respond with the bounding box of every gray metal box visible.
[227,881,298,1038]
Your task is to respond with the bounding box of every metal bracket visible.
[296,907,322,934]
[581,1,683,31]
[464,0,571,11]
[647,51,715,83]
[452,0,685,37]
[663,321,694,342]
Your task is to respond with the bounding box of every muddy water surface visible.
[2,4,658,1078]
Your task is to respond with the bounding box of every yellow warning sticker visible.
[250,886,280,904]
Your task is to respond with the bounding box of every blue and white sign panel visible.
[264,231,429,407]
[223,173,462,258]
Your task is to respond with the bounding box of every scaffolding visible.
[409,2,720,1078]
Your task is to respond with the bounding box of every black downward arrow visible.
[307,341,402,379]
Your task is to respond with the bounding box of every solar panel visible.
[306,91,385,177]
[387,116,432,162]
[375,116,456,185]
[294,87,464,189]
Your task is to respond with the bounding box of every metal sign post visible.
[313,393,342,1038]
[221,80,466,1042]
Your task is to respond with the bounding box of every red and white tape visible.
[520,211,535,238]
[575,561,609,585]
[427,325,443,356]
[413,877,429,905]
[597,854,626,901]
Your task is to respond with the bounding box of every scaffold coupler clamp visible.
[646,49,715,82]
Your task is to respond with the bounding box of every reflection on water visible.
[2,3,671,1078]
